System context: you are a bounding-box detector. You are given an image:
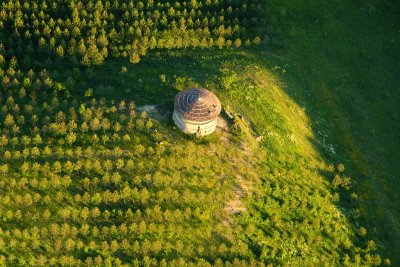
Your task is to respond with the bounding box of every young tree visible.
[4,114,15,128]
[65,132,77,146]
[33,134,42,146]
[31,147,40,159]
[0,135,8,148]
[129,52,141,64]
[55,45,64,58]
[0,164,8,175]
[234,38,242,48]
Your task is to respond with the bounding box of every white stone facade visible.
[173,110,217,136]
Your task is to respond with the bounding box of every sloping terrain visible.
[260,0,400,263]
[0,0,399,266]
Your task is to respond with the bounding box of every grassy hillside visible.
[0,51,384,265]
[260,0,400,263]
[0,0,399,265]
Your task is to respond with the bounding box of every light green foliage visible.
[0,48,387,265]
[0,0,398,265]
[0,65,260,265]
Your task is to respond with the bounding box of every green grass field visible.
[261,0,400,263]
[0,0,399,265]
[74,0,400,262]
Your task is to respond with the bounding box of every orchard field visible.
[0,0,399,266]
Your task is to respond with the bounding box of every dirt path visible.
[225,175,249,215]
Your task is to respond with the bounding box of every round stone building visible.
[173,87,221,136]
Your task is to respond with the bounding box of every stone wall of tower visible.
[172,110,217,136]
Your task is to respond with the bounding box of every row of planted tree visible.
[0,51,264,265]
[0,0,265,66]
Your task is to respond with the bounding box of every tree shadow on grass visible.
[55,50,222,105]
[249,0,400,261]
[31,42,395,262]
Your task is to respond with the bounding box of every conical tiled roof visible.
[174,88,221,122]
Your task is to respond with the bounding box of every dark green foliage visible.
[0,0,265,66]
